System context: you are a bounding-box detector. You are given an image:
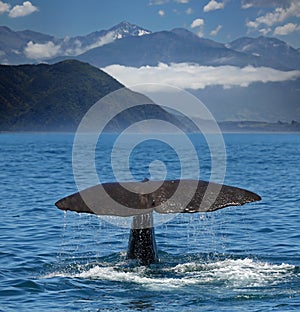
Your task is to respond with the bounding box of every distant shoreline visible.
[218,120,300,133]
[0,119,300,134]
[1,130,299,135]
[2,120,299,134]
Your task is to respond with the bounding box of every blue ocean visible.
[0,132,299,311]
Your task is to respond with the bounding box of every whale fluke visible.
[55,179,261,216]
[55,179,260,265]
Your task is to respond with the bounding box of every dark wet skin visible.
[55,179,261,265]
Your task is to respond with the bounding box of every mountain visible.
[0,60,122,130]
[0,60,191,132]
[191,78,300,122]
[53,28,288,69]
[227,36,300,70]
[1,22,300,70]
[0,26,56,64]
[106,21,151,38]
[219,120,300,132]
[57,21,151,59]
[0,22,151,64]
[1,22,299,124]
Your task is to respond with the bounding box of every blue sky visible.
[0,0,300,47]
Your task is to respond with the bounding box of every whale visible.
[55,179,261,265]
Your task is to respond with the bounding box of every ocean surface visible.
[0,132,299,311]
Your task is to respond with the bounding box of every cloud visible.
[158,9,165,16]
[246,0,300,29]
[149,0,169,4]
[191,18,204,28]
[0,1,10,14]
[24,31,117,60]
[190,19,204,37]
[210,25,222,36]
[9,1,38,18]
[259,27,272,35]
[102,63,300,90]
[203,0,225,12]
[242,3,253,9]
[24,41,62,60]
[241,0,292,9]
[149,0,189,4]
[77,31,116,53]
[273,22,300,35]
[186,7,193,14]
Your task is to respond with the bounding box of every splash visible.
[44,258,297,291]
[172,258,296,288]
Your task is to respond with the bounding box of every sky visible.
[0,0,300,48]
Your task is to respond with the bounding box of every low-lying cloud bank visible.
[102,63,300,89]
[24,32,116,60]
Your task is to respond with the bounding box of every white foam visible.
[45,265,197,290]
[172,258,295,287]
[44,258,296,290]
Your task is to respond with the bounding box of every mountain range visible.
[61,28,288,69]
[0,60,195,132]
[1,21,300,70]
[0,59,299,132]
[0,22,151,65]
[1,21,299,123]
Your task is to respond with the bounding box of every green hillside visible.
[0,60,124,131]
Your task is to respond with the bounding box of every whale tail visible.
[55,179,261,216]
[55,179,261,265]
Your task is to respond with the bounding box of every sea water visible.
[0,133,299,311]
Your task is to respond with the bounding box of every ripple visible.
[1,133,300,311]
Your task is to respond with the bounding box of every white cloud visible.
[190,19,204,37]
[186,7,193,14]
[241,0,292,9]
[9,1,38,18]
[149,0,189,4]
[190,18,204,38]
[23,31,117,60]
[197,30,204,37]
[102,63,300,90]
[149,0,169,5]
[242,3,253,9]
[191,18,204,28]
[158,9,165,16]
[78,31,116,53]
[210,25,222,36]
[246,0,300,29]
[0,1,10,14]
[24,41,62,60]
[259,27,272,35]
[203,0,225,12]
[273,22,300,35]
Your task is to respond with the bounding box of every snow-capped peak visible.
[109,21,151,39]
